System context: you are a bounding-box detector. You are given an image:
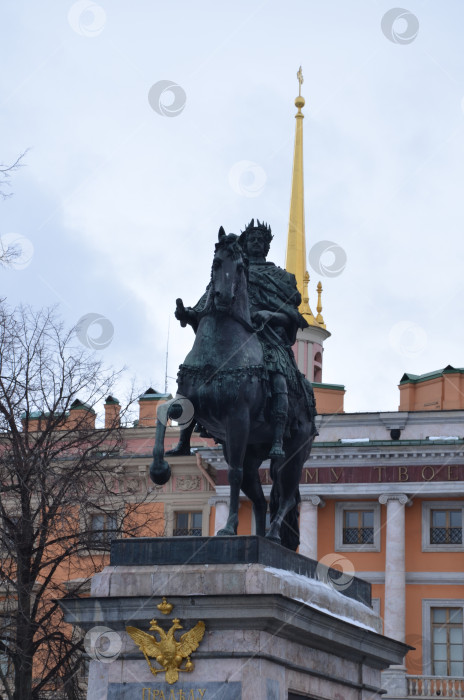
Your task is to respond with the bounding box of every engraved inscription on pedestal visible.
[107,682,241,699]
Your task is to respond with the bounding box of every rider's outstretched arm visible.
[175,286,210,334]
[175,298,199,332]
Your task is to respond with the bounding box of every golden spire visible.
[285,68,327,328]
[285,67,317,325]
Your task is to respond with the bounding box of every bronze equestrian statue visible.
[150,221,317,550]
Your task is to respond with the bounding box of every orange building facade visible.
[184,371,464,699]
[6,373,464,700]
[102,370,464,700]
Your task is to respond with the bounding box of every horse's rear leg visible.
[266,453,302,545]
[240,452,267,537]
[216,417,248,537]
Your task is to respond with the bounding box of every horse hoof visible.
[216,528,236,537]
[149,460,171,485]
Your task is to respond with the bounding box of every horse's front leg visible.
[240,451,267,537]
[266,451,303,545]
[216,415,249,537]
[266,455,287,544]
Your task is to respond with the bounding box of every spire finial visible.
[300,271,315,321]
[295,66,305,112]
[297,66,304,97]
[316,281,326,328]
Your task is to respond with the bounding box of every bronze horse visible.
[150,230,317,549]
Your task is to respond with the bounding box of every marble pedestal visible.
[61,537,408,700]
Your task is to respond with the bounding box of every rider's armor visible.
[171,220,315,458]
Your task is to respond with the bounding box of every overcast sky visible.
[2,0,464,414]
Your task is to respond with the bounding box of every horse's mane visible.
[212,234,249,279]
[214,233,246,262]
[199,234,249,316]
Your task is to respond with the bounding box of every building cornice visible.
[317,409,464,429]
[298,482,464,498]
[200,446,464,468]
[357,571,464,586]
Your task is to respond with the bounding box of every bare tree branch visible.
[0,150,29,269]
[0,150,28,200]
[0,302,163,699]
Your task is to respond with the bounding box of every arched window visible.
[313,350,322,382]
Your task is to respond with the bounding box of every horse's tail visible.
[149,404,173,486]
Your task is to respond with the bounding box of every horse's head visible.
[211,226,248,315]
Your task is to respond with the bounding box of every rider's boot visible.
[165,421,195,456]
[269,390,288,458]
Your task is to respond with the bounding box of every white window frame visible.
[88,511,118,546]
[422,501,464,553]
[78,508,122,555]
[335,501,381,552]
[164,503,210,537]
[422,599,464,676]
[173,510,203,536]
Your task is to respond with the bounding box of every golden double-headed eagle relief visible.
[126,599,206,685]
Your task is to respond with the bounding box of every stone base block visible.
[61,537,408,700]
